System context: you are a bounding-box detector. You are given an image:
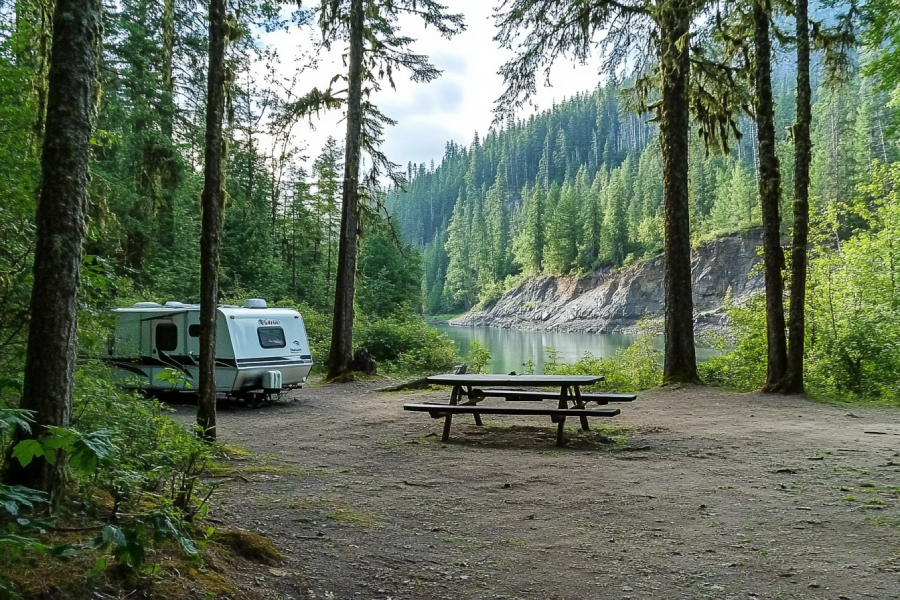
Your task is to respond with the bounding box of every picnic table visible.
[403,374,636,447]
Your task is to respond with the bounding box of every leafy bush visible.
[702,162,900,402]
[545,320,662,391]
[69,362,218,520]
[698,294,767,391]
[468,341,491,374]
[355,311,458,375]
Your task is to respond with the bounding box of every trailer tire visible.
[246,392,265,409]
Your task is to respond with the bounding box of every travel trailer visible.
[105,299,313,405]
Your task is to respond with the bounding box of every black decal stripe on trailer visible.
[235,356,297,365]
[236,361,311,369]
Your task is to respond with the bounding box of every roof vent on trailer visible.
[242,299,268,309]
[134,302,162,308]
[164,301,186,308]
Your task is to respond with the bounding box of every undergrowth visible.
[544,318,662,392]
[0,361,255,598]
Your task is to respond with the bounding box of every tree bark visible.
[658,0,700,384]
[326,0,364,381]
[196,0,228,440]
[753,0,788,390]
[783,0,811,394]
[160,0,176,141]
[4,0,101,496]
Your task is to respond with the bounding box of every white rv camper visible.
[105,299,313,405]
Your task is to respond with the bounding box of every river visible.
[432,324,719,374]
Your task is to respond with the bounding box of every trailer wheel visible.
[246,392,265,409]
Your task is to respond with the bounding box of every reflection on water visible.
[432,324,719,375]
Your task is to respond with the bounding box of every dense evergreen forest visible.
[388,68,899,314]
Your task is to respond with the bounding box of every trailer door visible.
[152,319,181,357]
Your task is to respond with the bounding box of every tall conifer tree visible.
[6,0,102,493]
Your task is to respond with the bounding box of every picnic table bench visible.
[403,374,630,447]
[477,389,636,405]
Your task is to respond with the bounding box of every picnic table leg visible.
[467,386,484,426]
[575,386,590,431]
[555,386,569,446]
[442,385,460,442]
[556,415,567,447]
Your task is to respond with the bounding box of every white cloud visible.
[255,0,605,173]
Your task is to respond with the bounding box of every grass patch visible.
[220,444,251,459]
[327,508,377,526]
[866,516,900,528]
[440,535,491,549]
[407,433,441,445]
[289,496,379,527]
[241,464,303,476]
[210,530,284,565]
[377,437,403,449]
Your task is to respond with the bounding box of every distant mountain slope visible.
[449,231,765,334]
[386,35,893,317]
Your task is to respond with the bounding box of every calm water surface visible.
[432,324,718,375]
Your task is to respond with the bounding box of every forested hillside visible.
[388,67,898,315]
[1,1,430,356]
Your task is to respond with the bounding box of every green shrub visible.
[546,319,662,391]
[468,341,491,374]
[355,311,458,375]
[698,294,767,391]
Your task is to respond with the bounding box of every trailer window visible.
[188,324,201,337]
[156,323,178,352]
[257,327,286,349]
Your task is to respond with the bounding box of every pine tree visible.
[577,168,605,269]
[751,0,788,390]
[600,162,629,266]
[512,185,545,274]
[196,0,230,441]
[319,0,464,380]
[543,179,579,274]
[6,0,102,493]
[444,195,476,308]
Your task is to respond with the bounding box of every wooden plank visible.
[478,389,637,403]
[403,404,620,417]
[426,374,604,386]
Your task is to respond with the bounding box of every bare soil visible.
[172,381,900,600]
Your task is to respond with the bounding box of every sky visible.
[255,1,605,174]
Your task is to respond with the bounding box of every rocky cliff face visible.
[450,231,765,333]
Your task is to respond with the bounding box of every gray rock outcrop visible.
[449,231,765,334]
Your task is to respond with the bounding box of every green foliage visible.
[545,320,662,392]
[354,312,458,375]
[468,341,491,374]
[357,227,424,317]
[703,163,900,400]
[0,485,45,517]
[698,294,768,391]
[12,427,115,475]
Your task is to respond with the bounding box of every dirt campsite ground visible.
[171,381,900,600]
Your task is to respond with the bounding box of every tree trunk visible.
[196,0,227,441]
[33,0,55,148]
[326,0,364,381]
[753,0,788,390]
[156,0,178,252]
[160,0,175,140]
[4,0,101,496]
[783,0,811,394]
[658,0,699,384]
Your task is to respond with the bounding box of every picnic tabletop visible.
[425,374,603,387]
